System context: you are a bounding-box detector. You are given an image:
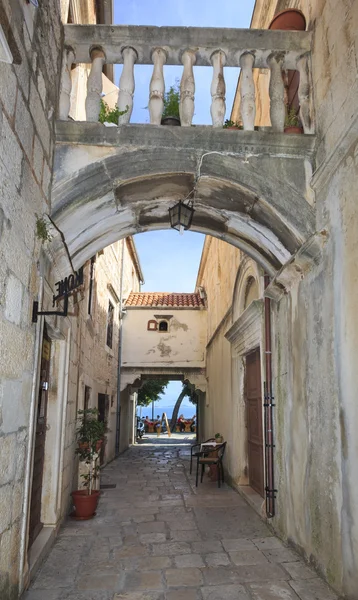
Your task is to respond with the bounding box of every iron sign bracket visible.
[32,294,69,323]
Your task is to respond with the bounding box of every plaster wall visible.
[196,237,241,341]
[122,309,207,369]
[196,238,263,484]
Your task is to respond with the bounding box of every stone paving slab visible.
[24,439,340,600]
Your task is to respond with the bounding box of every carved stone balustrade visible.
[60,25,314,133]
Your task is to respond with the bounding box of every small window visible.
[87,256,96,316]
[106,300,114,348]
[244,277,259,310]
[147,320,157,331]
[159,321,168,332]
[84,385,91,414]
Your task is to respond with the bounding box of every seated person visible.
[178,414,186,432]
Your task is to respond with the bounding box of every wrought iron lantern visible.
[169,200,195,233]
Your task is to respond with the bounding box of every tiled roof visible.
[125,292,205,308]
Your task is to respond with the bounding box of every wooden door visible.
[28,325,51,547]
[246,348,264,497]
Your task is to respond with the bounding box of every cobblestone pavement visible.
[24,435,339,600]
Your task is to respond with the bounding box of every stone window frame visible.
[106,299,115,349]
[232,256,262,322]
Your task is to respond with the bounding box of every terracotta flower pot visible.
[71,490,100,519]
[161,116,181,126]
[284,126,303,134]
[269,9,306,31]
[78,441,89,451]
[95,440,103,452]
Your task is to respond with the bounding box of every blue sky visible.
[115,0,256,294]
[116,0,255,409]
[115,0,255,126]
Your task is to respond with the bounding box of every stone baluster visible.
[149,48,167,125]
[59,48,75,120]
[297,54,314,134]
[239,52,256,131]
[268,54,285,132]
[118,46,137,124]
[180,50,196,127]
[85,47,106,122]
[210,50,226,127]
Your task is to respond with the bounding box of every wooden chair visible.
[196,442,227,488]
[189,438,215,474]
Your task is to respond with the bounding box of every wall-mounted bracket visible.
[32,294,69,323]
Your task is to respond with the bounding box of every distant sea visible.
[137,404,196,420]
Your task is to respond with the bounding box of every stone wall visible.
[0,2,141,596]
[0,1,62,598]
[231,1,358,596]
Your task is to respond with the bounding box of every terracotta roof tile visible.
[125,292,205,308]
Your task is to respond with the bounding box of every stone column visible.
[210,50,226,127]
[268,54,285,132]
[85,47,106,122]
[118,46,137,124]
[149,48,167,125]
[180,50,196,127]
[297,53,314,134]
[59,48,75,120]
[239,52,256,131]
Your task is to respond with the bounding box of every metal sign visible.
[52,267,84,306]
[32,267,84,323]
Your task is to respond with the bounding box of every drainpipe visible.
[115,240,125,456]
[264,274,276,518]
[19,277,44,594]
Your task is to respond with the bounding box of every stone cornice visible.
[225,299,263,345]
[64,25,311,68]
[264,230,328,302]
[55,121,316,159]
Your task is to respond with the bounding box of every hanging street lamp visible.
[169,199,195,234]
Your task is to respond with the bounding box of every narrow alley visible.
[24,437,339,600]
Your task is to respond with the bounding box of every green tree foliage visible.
[137,379,169,407]
[169,383,197,432]
[162,80,180,119]
[98,99,128,124]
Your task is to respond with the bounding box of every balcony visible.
[59,24,314,134]
[52,25,317,280]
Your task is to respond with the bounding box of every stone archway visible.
[51,124,317,278]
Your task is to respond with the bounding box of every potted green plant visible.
[215,432,223,444]
[98,99,128,125]
[284,107,303,134]
[71,408,107,519]
[161,80,181,126]
[223,119,243,130]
